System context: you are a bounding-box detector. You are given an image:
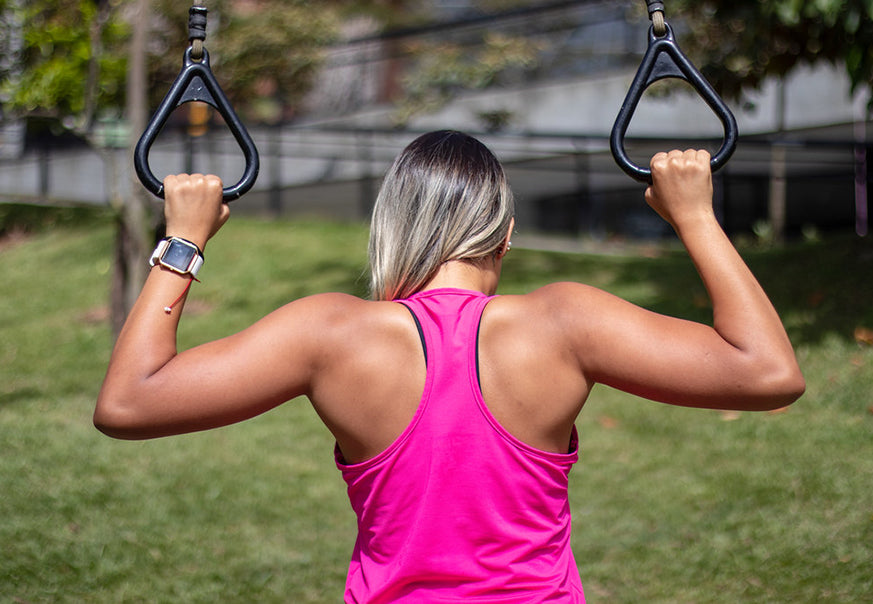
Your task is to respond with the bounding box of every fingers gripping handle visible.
[133,47,260,201]
[610,23,738,183]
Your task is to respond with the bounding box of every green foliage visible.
[1,0,352,131]
[393,32,540,126]
[335,0,545,125]
[0,0,129,124]
[1,216,872,602]
[149,0,342,121]
[672,0,873,104]
[0,202,110,238]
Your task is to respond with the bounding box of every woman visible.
[96,130,804,602]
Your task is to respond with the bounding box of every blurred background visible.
[2,1,869,237]
[1,2,872,602]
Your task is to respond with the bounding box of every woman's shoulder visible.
[486,282,629,345]
[272,292,414,342]
[277,292,390,313]
[492,282,614,315]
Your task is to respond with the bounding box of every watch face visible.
[163,239,198,270]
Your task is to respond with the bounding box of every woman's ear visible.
[497,217,515,259]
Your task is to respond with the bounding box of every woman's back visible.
[336,288,585,603]
[304,286,591,465]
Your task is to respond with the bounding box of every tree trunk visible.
[111,0,153,337]
[768,77,787,243]
[768,144,787,243]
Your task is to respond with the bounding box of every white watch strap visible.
[149,238,170,267]
[188,253,204,278]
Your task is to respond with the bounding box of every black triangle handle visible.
[134,47,260,201]
[610,23,738,183]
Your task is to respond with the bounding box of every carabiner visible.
[134,22,259,201]
[610,22,738,183]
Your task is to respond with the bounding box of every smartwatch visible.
[149,237,204,278]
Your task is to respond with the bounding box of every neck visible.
[421,259,501,295]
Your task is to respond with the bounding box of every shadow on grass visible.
[0,387,43,407]
[0,203,111,238]
[505,234,873,348]
[741,235,873,346]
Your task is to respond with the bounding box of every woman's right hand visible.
[644,149,714,231]
[163,173,229,250]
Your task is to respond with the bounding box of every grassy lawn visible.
[1,211,871,602]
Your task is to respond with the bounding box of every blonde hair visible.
[368,131,515,301]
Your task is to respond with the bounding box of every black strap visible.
[188,5,207,42]
[399,303,428,367]
[645,0,665,16]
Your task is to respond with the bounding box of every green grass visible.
[1,214,872,602]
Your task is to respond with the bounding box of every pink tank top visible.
[336,288,584,603]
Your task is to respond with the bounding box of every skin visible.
[95,149,805,461]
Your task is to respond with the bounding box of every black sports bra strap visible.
[474,296,497,390]
[399,303,428,367]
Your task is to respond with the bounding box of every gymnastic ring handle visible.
[134,47,260,202]
[610,23,738,183]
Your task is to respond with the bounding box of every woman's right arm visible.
[94,174,353,440]
[554,149,804,411]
